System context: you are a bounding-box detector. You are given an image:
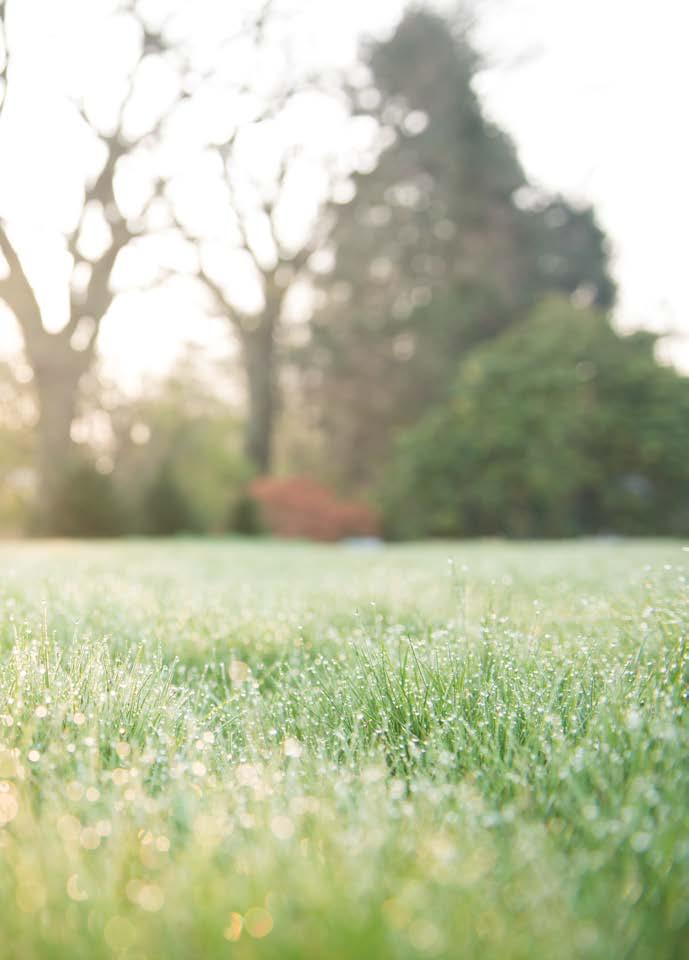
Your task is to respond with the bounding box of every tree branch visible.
[0,220,44,344]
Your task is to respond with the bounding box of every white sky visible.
[472,0,689,366]
[1,0,688,382]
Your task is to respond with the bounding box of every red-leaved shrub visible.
[249,476,380,542]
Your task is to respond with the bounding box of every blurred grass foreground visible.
[0,538,688,959]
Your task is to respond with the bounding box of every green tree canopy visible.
[382,298,689,539]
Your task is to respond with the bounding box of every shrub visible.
[143,460,200,536]
[231,493,264,536]
[382,298,689,538]
[112,350,253,535]
[249,476,380,542]
[49,459,125,537]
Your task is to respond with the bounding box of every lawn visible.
[0,539,687,959]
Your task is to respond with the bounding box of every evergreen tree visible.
[301,8,614,492]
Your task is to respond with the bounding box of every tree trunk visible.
[31,348,83,529]
[1,215,110,530]
[241,317,276,474]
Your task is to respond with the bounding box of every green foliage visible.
[522,199,616,309]
[49,458,125,537]
[383,298,689,538]
[231,492,264,535]
[1,349,253,537]
[142,458,200,536]
[111,349,253,535]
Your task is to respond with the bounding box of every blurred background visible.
[0,0,687,540]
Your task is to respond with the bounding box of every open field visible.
[0,539,687,959]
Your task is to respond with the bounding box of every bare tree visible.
[1,0,359,500]
[0,2,193,527]
[175,165,334,472]
[166,73,349,473]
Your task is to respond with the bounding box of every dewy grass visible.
[0,539,687,959]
